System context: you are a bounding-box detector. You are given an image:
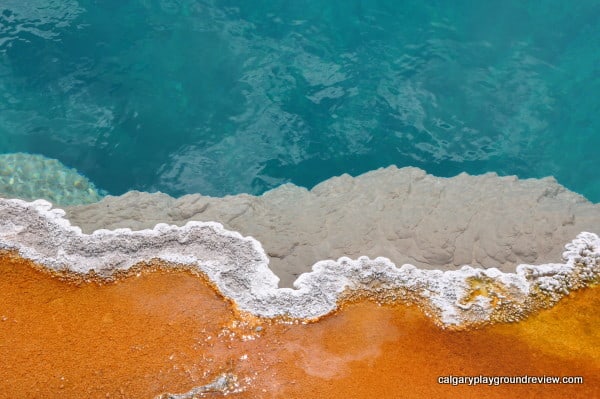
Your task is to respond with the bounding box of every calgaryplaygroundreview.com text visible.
[438,375,585,386]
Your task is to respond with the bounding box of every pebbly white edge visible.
[1,197,598,327]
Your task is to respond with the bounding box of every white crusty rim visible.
[0,197,598,328]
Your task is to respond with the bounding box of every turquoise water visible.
[0,0,599,201]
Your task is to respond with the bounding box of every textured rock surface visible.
[65,166,600,286]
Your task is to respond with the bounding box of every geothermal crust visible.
[1,167,599,328]
[65,166,600,286]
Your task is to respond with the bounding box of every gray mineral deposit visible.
[64,166,600,287]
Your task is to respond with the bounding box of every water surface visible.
[1,0,598,201]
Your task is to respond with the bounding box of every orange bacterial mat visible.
[0,252,598,398]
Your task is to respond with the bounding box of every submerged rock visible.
[0,153,103,206]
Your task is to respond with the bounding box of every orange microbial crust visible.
[0,252,598,398]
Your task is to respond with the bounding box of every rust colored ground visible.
[0,252,598,398]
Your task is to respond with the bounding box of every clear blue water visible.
[1,0,599,201]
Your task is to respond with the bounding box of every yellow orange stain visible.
[0,252,598,398]
[459,276,508,308]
